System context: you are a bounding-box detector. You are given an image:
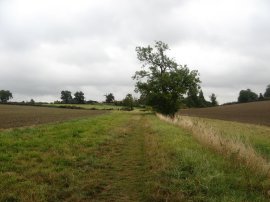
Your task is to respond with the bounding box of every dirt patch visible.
[0,104,107,129]
[179,101,270,126]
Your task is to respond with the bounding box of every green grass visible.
[0,112,269,201]
[0,112,132,201]
[148,115,270,201]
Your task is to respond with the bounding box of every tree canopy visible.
[133,41,200,116]
[238,89,258,103]
[60,90,73,104]
[74,91,85,104]
[105,93,115,103]
[0,90,13,103]
[258,93,264,101]
[209,93,218,106]
[264,84,270,98]
[123,93,134,111]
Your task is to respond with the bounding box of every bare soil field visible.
[179,100,270,126]
[0,104,107,129]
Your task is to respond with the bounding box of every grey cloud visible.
[0,0,270,103]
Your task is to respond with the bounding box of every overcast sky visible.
[0,0,269,103]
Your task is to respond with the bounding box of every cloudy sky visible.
[0,0,269,103]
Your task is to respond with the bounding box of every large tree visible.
[133,41,200,116]
[74,91,85,104]
[238,89,258,103]
[60,90,73,104]
[0,90,13,103]
[264,84,270,98]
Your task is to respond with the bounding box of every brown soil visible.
[0,104,107,129]
[179,101,270,126]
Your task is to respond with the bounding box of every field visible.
[0,105,270,201]
[0,104,106,129]
[45,103,124,110]
[179,100,270,126]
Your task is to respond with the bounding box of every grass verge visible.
[151,114,270,201]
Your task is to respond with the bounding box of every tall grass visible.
[157,114,270,178]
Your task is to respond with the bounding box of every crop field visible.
[0,105,270,201]
[0,104,107,129]
[179,100,270,126]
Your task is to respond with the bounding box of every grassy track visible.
[89,114,149,201]
[0,111,269,201]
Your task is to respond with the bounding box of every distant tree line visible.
[59,90,142,111]
[182,89,218,108]
[60,90,85,104]
[237,84,270,103]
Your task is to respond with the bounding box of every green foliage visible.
[258,93,264,101]
[198,90,213,107]
[210,93,218,106]
[105,93,115,103]
[198,90,206,106]
[123,93,134,110]
[238,89,258,103]
[133,41,200,116]
[264,84,270,98]
[185,87,200,108]
[0,90,12,103]
[74,91,85,104]
[29,99,35,104]
[183,89,212,108]
[60,90,73,104]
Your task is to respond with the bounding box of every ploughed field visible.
[0,104,106,129]
[179,100,270,126]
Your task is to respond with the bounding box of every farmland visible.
[0,105,270,201]
[45,103,123,110]
[179,100,270,126]
[0,104,107,129]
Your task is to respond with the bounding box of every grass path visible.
[90,114,148,201]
